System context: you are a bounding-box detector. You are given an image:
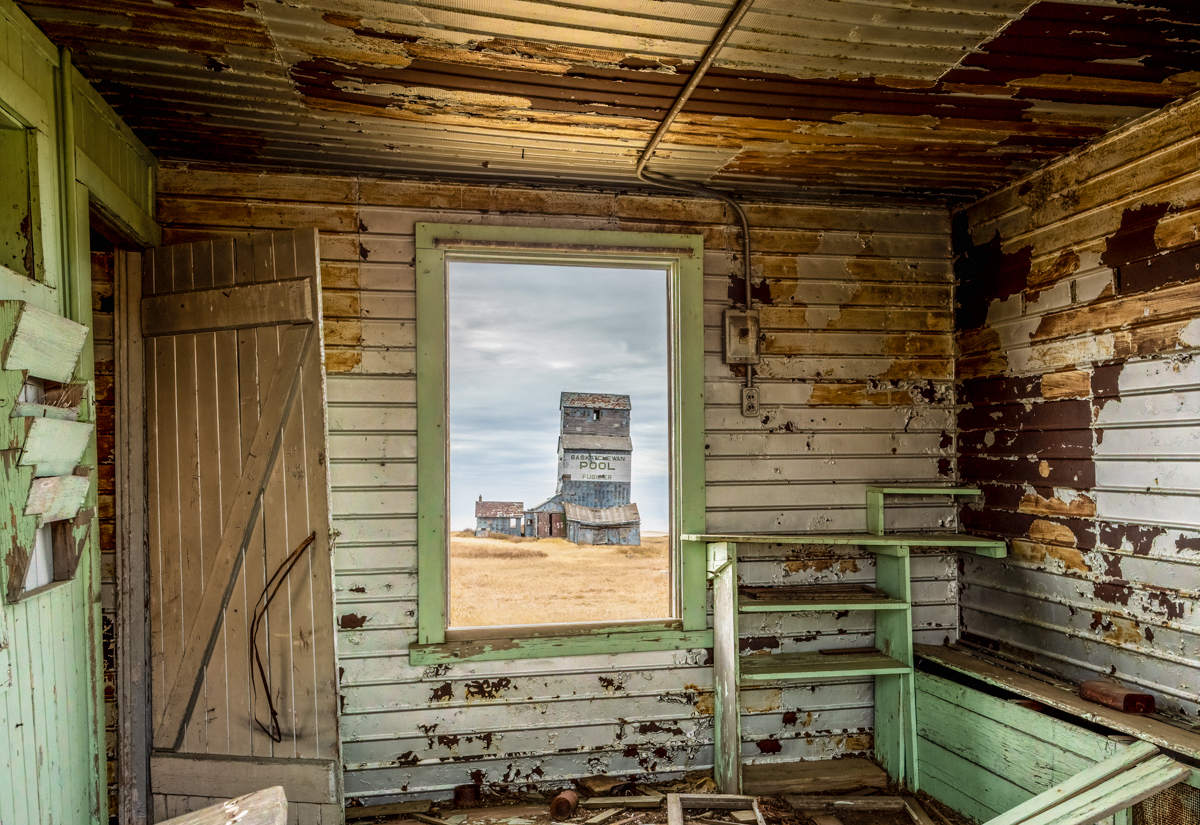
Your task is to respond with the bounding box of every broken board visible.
[742,758,888,796]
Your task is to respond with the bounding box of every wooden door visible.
[142,229,340,822]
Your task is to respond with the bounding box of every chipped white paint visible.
[155,168,961,804]
[959,88,1200,721]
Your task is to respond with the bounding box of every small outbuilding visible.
[562,502,641,546]
[474,498,525,536]
[524,496,566,538]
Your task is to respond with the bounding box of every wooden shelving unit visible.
[685,486,1007,795]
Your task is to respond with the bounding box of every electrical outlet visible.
[741,386,759,417]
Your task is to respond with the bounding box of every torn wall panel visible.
[955,83,1200,720]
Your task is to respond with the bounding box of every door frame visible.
[114,243,150,824]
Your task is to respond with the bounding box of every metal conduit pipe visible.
[635,0,759,393]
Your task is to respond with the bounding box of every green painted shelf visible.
[740,650,910,682]
[705,485,1008,796]
[739,584,908,613]
[685,532,1007,557]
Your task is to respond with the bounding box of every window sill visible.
[409,621,713,664]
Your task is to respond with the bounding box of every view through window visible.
[447,261,671,628]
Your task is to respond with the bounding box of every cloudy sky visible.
[447,261,670,532]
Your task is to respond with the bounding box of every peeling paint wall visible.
[156,167,958,804]
[1,6,106,824]
[955,93,1200,720]
[19,0,1200,202]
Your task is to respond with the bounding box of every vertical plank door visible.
[141,229,341,822]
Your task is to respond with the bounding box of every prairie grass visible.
[449,534,670,627]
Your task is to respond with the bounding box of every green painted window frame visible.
[410,222,708,664]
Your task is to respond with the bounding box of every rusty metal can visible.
[550,790,579,819]
[453,783,481,808]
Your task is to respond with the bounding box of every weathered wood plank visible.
[175,329,203,755]
[345,800,432,820]
[16,417,93,477]
[156,785,287,825]
[142,280,313,336]
[983,741,1158,825]
[1014,755,1189,825]
[192,329,227,752]
[915,645,1200,760]
[711,541,740,794]
[151,753,336,804]
[741,758,889,796]
[214,324,249,756]
[783,797,905,811]
[23,474,90,523]
[257,323,294,756]
[155,323,312,750]
[666,795,683,825]
[1,302,88,382]
[115,247,151,825]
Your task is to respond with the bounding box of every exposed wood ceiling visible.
[17,0,1200,203]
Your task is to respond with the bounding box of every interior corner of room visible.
[1,1,1199,824]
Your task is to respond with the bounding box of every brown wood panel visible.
[216,326,250,756]
[239,327,271,760]
[151,333,184,733]
[144,230,340,815]
[174,331,202,754]
[193,330,225,753]
[192,241,214,291]
[258,325,292,757]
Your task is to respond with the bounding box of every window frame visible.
[410,222,708,663]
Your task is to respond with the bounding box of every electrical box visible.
[724,309,760,364]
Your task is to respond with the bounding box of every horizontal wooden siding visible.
[156,168,958,803]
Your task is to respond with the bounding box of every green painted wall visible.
[0,1,157,822]
[916,672,1124,823]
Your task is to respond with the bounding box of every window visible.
[0,107,43,281]
[412,224,707,662]
[447,260,670,627]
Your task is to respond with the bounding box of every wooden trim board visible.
[141,280,312,336]
[115,249,150,824]
[150,753,337,804]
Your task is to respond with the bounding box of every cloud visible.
[448,261,670,531]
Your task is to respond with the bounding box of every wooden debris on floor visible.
[159,786,287,825]
[784,793,945,825]
[742,759,889,796]
[577,778,637,797]
[347,800,434,821]
[784,798,905,812]
[901,798,938,825]
[666,792,766,825]
[412,814,454,825]
[579,798,662,809]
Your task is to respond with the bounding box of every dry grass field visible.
[449,532,670,627]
